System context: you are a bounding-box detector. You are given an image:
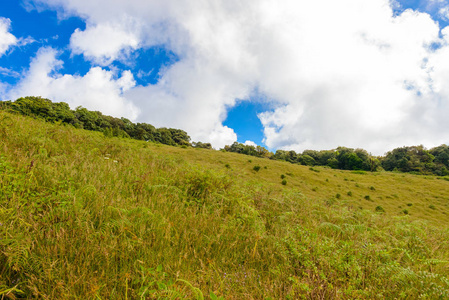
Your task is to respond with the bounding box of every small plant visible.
[347,191,353,196]
[375,206,385,213]
[253,165,261,172]
[264,166,267,169]
[312,187,318,192]
[309,167,320,173]
[210,292,225,300]
[281,179,287,185]
[280,174,286,179]
[225,163,231,169]
[407,203,413,207]
[364,195,371,201]
[402,209,409,215]
[336,193,341,199]
[325,198,336,206]
[248,159,252,163]
[429,204,436,210]
[370,186,376,191]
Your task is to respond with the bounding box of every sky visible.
[1,0,449,155]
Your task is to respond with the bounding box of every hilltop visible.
[1,111,449,299]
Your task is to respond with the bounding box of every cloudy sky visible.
[1,0,449,155]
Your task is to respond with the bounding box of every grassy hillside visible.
[1,111,449,299]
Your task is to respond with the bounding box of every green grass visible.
[1,111,449,299]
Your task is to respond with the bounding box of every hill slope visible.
[1,111,449,299]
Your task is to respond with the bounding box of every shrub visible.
[281,179,287,185]
[407,203,413,207]
[375,206,385,213]
[347,191,353,196]
[280,174,286,179]
[364,195,372,201]
[336,193,341,199]
[402,209,409,215]
[253,165,261,172]
[429,204,436,210]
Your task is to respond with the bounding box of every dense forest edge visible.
[2,96,449,176]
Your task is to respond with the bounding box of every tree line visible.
[1,96,448,176]
[224,142,449,176]
[1,96,193,147]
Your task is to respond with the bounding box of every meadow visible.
[1,111,449,299]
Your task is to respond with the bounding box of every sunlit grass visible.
[1,111,449,299]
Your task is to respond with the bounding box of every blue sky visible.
[1,0,449,154]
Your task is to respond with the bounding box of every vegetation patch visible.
[1,111,449,299]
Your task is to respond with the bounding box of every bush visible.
[375,206,385,213]
[281,179,287,185]
[280,174,286,179]
[253,165,261,172]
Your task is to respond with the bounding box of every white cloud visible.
[8,47,139,120]
[70,22,140,65]
[439,6,449,20]
[0,18,18,56]
[244,140,257,147]
[27,0,449,154]
[0,67,20,78]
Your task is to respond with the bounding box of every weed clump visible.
[281,179,287,186]
[280,174,286,179]
[253,165,261,172]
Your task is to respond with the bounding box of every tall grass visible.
[1,111,449,299]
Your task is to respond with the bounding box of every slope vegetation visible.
[1,111,449,299]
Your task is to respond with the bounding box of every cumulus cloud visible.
[8,47,139,120]
[0,18,18,56]
[70,22,140,65]
[244,140,257,147]
[28,0,449,153]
